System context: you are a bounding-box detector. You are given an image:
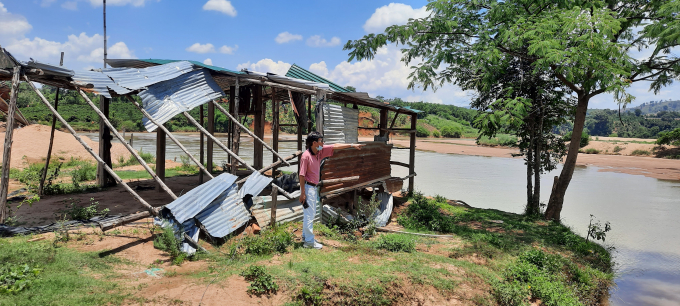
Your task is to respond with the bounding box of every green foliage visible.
[0,263,41,295]
[586,215,611,243]
[241,226,294,256]
[240,265,279,295]
[477,134,518,147]
[59,198,109,221]
[374,234,416,252]
[656,127,680,146]
[153,225,187,265]
[440,125,462,138]
[70,162,97,184]
[415,125,430,137]
[613,146,624,153]
[582,148,600,154]
[432,130,441,138]
[586,109,680,138]
[295,284,324,306]
[631,149,651,156]
[563,131,590,148]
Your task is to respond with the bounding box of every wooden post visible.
[228,86,235,169]
[307,94,312,132]
[253,84,264,170]
[207,101,214,173]
[408,114,417,192]
[199,105,204,184]
[272,88,279,176]
[97,96,114,187]
[297,93,303,174]
[39,51,64,195]
[379,108,388,138]
[156,128,166,192]
[231,78,240,174]
[270,187,278,227]
[0,66,21,224]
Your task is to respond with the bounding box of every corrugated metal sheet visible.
[24,60,74,77]
[154,217,200,255]
[138,69,225,132]
[320,103,358,144]
[250,190,325,228]
[238,171,273,198]
[71,70,131,98]
[106,58,244,75]
[243,69,331,92]
[0,48,19,69]
[102,61,195,90]
[164,173,238,223]
[373,193,393,227]
[195,190,250,238]
[285,64,350,92]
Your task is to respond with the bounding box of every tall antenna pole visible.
[103,0,107,68]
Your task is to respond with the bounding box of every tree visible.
[635,108,642,116]
[344,0,680,221]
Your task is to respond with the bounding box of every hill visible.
[625,100,680,115]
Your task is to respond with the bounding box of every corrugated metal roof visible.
[0,48,19,69]
[71,70,131,98]
[238,171,273,198]
[243,69,331,92]
[164,173,238,223]
[102,61,195,90]
[138,69,225,132]
[320,103,359,144]
[106,58,244,75]
[154,217,200,255]
[24,60,74,77]
[285,64,351,92]
[195,188,250,238]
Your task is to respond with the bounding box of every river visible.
[86,132,680,305]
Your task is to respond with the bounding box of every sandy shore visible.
[377,136,680,181]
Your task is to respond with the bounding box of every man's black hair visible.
[306,131,323,148]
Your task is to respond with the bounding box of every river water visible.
[86,132,680,305]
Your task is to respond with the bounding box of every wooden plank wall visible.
[319,142,391,194]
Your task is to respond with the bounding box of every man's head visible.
[306,131,324,153]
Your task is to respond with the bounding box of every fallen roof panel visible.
[71,70,131,98]
[103,61,195,90]
[285,64,350,92]
[164,173,238,223]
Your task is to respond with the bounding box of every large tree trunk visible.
[545,95,589,221]
[532,101,543,215]
[526,122,534,213]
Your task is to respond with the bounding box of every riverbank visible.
[381,136,680,181]
[0,192,613,306]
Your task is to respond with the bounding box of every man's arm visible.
[299,175,306,204]
[332,143,364,150]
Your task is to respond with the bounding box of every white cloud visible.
[309,61,329,77]
[219,45,238,54]
[306,35,341,47]
[203,0,236,17]
[203,58,213,65]
[61,1,78,10]
[275,32,303,44]
[87,0,156,7]
[77,41,134,62]
[41,0,57,7]
[237,59,291,75]
[186,43,215,54]
[363,3,429,33]
[0,2,33,38]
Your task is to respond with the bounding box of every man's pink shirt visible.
[299,145,334,185]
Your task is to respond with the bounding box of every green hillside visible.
[625,100,680,115]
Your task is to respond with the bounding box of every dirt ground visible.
[379,136,680,181]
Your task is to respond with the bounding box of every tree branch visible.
[550,65,583,93]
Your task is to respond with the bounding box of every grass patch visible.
[240,265,279,296]
[613,145,624,153]
[581,148,600,154]
[477,134,518,147]
[373,234,416,252]
[631,149,651,156]
[115,149,155,167]
[59,198,110,221]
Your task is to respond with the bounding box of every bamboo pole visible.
[270,187,278,227]
[235,151,302,185]
[125,96,213,179]
[231,78,240,174]
[409,114,417,192]
[38,54,65,195]
[24,77,206,252]
[199,105,205,184]
[77,89,178,200]
[0,67,21,224]
[211,100,289,166]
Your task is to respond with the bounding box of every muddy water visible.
[86,133,680,305]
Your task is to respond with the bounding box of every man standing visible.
[299,131,363,249]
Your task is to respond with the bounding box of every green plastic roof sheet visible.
[285,64,351,92]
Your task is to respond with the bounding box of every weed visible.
[59,198,109,221]
[374,234,416,252]
[477,134,518,147]
[0,263,42,294]
[613,145,624,153]
[240,265,278,296]
[295,284,324,306]
[582,148,600,154]
[153,225,187,265]
[586,215,611,243]
[241,226,294,256]
[70,162,97,185]
[631,149,651,156]
[116,149,155,167]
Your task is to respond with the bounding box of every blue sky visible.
[1,0,677,109]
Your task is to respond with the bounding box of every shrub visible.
[432,130,441,138]
[656,127,680,146]
[0,263,42,295]
[631,149,651,156]
[613,146,623,153]
[153,224,187,265]
[609,132,618,137]
[60,198,109,221]
[440,126,462,138]
[295,285,324,306]
[242,226,294,255]
[582,148,600,154]
[415,125,430,137]
[240,265,278,296]
[374,234,416,252]
[71,162,97,184]
[477,134,518,147]
[563,130,590,148]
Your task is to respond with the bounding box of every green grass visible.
[0,236,129,305]
[631,149,651,156]
[115,149,155,167]
[477,134,518,147]
[581,148,601,154]
[114,166,199,180]
[422,115,479,138]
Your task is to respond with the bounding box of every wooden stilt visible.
[125,96,212,179]
[231,78,240,174]
[156,128,166,192]
[253,85,264,170]
[0,66,21,224]
[409,114,417,192]
[25,78,205,252]
[272,88,279,176]
[207,101,214,173]
[307,94,312,133]
[199,105,204,184]
[77,89,178,200]
[38,52,64,196]
[97,95,115,187]
[270,187,278,227]
[379,109,388,138]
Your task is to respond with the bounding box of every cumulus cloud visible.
[219,45,238,54]
[237,59,291,75]
[275,32,303,44]
[0,2,33,38]
[203,58,213,65]
[363,3,429,33]
[309,61,329,77]
[61,1,78,10]
[87,0,156,7]
[77,41,134,62]
[203,0,237,17]
[186,43,216,54]
[306,35,341,47]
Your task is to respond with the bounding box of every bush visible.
[374,234,416,252]
[563,130,590,148]
[613,146,623,153]
[60,198,109,221]
[0,263,42,295]
[582,148,600,154]
[656,128,680,146]
[432,130,441,138]
[415,125,430,137]
[153,224,187,265]
[397,193,455,233]
[608,132,618,137]
[240,265,278,296]
[70,163,97,184]
[477,134,518,147]
[631,149,651,156]
[295,285,324,306]
[441,126,462,138]
[242,226,294,255]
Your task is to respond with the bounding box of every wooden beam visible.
[253,84,264,169]
[379,108,388,137]
[97,95,114,187]
[307,94,312,132]
[0,66,21,224]
[389,110,401,129]
[39,52,64,196]
[272,87,279,175]
[270,187,278,227]
[231,78,240,174]
[409,114,416,192]
[390,161,410,168]
[156,128,166,192]
[207,101,214,173]
[318,176,359,186]
[199,105,204,184]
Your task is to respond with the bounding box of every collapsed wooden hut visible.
[0,47,418,251]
